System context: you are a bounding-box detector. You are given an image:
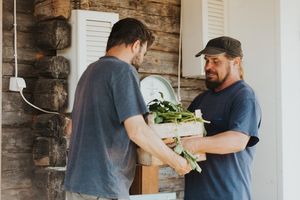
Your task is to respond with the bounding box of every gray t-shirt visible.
[185,80,261,200]
[64,56,148,199]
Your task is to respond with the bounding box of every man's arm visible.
[181,131,250,154]
[124,115,191,175]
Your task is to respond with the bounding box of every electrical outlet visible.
[9,77,26,92]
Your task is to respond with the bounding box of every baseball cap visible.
[195,36,243,58]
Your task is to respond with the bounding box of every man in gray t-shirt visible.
[64,18,191,200]
[181,36,261,200]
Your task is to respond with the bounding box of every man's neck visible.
[106,45,133,64]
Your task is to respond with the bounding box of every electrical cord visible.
[13,0,63,116]
[13,0,18,78]
[19,88,60,115]
[177,1,183,103]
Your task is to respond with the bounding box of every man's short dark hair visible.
[106,18,155,51]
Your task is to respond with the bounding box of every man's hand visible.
[180,136,202,154]
[172,155,192,176]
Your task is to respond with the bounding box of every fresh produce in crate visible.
[137,93,209,173]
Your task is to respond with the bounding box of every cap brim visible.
[195,47,226,57]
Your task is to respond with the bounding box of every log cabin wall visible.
[2,0,37,199]
[1,0,206,200]
[2,0,69,199]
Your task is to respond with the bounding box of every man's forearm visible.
[124,115,182,169]
[182,131,250,154]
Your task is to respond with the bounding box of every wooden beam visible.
[32,137,67,167]
[35,19,71,50]
[32,114,70,138]
[34,78,68,112]
[130,165,159,195]
[33,167,65,200]
[34,0,71,21]
[35,56,70,79]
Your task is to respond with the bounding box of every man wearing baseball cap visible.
[181,36,262,200]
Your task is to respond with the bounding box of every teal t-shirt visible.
[64,56,148,199]
[185,80,261,200]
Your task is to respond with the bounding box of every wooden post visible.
[34,78,68,112]
[33,167,66,200]
[35,56,70,79]
[130,165,159,195]
[35,19,71,50]
[34,0,71,21]
[32,114,70,138]
[32,137,67,167]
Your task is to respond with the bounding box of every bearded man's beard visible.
[205,80,224,90]
[132,55,142,69]
[205,67,230,90]
[131,46,143,69]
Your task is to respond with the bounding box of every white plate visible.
[140,75,178,105]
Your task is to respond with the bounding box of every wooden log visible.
[34,78,68,112]
[2,62,38,77]
[35,56,70,79]
[2,111,33,127]
[1,128,34,153]
[34,0,71,21]
[32,114,70,138]
[139,50,179,75]
[2,10,36,32]
[3,30,36,50]
[3,0,34,14]
[35,19,71,50]
[33,167,65,200]
[2,46,38,64]
[2,167,33,191]
[78,2,180,34]
[32,137,66,166]
[2,92,32,112]
[85,0,180,17]
[151,31,179,53]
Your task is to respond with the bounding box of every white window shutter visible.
[182,0,227,78]
[85,19,112,64]
[58,10,119,112]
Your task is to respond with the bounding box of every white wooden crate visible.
[137,110,206,166]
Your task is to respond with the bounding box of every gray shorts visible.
[66,191,128,200]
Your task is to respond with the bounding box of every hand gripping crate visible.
[137,109,206,166]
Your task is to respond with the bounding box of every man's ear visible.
[131,40,141,53]
[233,57,241,66]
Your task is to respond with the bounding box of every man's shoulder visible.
[234,81,256,99]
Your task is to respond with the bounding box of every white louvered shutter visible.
[58,10,119,112]
[206,0,227,40]
[182,0,227,77]
[85,20,111,64]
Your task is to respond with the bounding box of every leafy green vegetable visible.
[147,93,208,124]
[148,93,206,173]
[174,136,202,173]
